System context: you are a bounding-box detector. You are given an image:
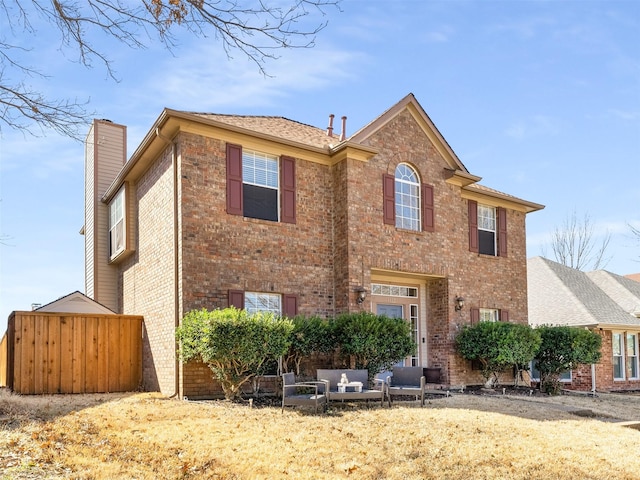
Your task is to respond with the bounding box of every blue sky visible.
[1,0,639,331]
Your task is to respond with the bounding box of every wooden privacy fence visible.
[2,311,143,394]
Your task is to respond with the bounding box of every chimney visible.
[84,119,126,312]
[339,116,347,142]
[326,114,335,137]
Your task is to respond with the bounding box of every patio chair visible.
[386,367,426,407]
[281,372,327,414]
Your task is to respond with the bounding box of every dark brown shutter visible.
[282,294,298,317]
[383,174,395,225]
[470,308,480,324]
[498,207,508,257]
[228,290,244,309]
[500,310,509,322]
[280,156,296,224]
[468,200,479,253]
[226,143,243,216]
[422,183,435,232]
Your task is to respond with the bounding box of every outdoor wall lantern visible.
[454,296,465,311]
[355,286,367,304]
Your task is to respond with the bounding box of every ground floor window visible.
[627,333,639,379]
[479,308,499,322]
[245,292,281,315]
[529,361,572,382]
[613,332,625,380]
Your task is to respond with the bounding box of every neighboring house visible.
[34,291,115,314]
[83,93,544,398]
[527,256,640,392]
[626,273,640,283]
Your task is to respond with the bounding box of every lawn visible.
[1,388,640,479]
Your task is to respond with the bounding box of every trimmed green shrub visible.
[456,321,541,387]
[283,315,336,375]
[534,325,602,394]
[176,307,293,400]
[331,312,416,380]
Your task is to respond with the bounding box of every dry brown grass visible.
[2,388,640,480]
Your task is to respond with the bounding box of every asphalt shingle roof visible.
[527,256,640,328]
[187,114,338,150]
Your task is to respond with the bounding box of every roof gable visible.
[36,291,115,314]
[349,93,468,173]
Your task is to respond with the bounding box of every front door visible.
[375,299,419,367]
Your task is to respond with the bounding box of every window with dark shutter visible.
[228,290,244,309]
[383,173,395,225]
[422,183,435,232]
[470,308,480,324]
[500,310,509,322]
[280,156,296,224]
[468,200,479,253]
[498,207,508,257]
[226,144,243,216]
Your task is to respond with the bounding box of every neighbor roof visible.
[587,270,640,317]
[527,257,640,328]
[36,291,115,314]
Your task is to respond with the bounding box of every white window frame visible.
[478,204,497,255]
[613,332,625,380]
[242,150,279,189]
[241,150,280,221]
[394,163,421,231]
[245,292,281,315]
[409,304,419,366]
[479,308,499,323]
[627,333,639,380]
[109,187,125,259]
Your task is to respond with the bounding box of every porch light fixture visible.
[355,286,367,304]
[454,296,465,311]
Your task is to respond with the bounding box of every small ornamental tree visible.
[331,312,416,381]
[534,325,602,394]
[283,315,336,375]
[176,307,293,400]
[456,321,541,387]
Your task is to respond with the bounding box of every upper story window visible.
[226,143,296,224]
[468,200,507,257]
[242,150,280,221]
[383,166,434,232]
[109,187,125,259]
[478,205,496,255]
[394,164,421,231]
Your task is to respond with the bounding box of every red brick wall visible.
[120,146,178,394]
[121,109,536,396]
[568,329,640,392]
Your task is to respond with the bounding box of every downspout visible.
[591,363,596,396]
[156,128,181,399]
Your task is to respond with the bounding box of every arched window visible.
[395,163,421,231]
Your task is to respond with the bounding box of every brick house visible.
[528,256,640,392]
[83,93,543,398]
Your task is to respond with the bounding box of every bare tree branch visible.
[546,209,612,271]
[0,0,340,139]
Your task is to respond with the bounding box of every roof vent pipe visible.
[339,116,347,141]
[327,114,335,137]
